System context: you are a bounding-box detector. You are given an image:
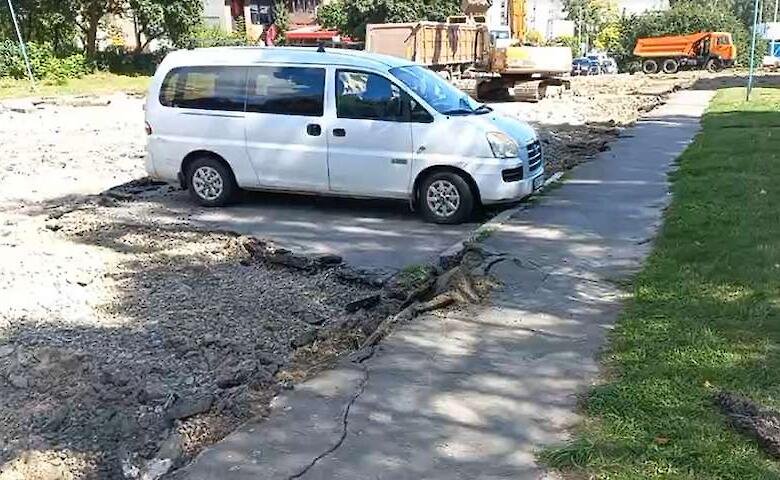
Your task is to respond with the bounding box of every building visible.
[204,0,322,38]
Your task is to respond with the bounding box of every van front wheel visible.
[187,157,237,207]
[419,172,474,224]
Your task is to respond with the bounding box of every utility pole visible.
[747,0,761,100]
[5,0,35,90]
[773,0,779,60]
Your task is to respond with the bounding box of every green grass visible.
[398,264,432,290]
[541,87,780,480]
[0,72,150,99]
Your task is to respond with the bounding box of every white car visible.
[144,47,544,224]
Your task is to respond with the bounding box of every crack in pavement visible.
[287,351,375,479]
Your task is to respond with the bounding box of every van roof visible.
[161,46,415,70]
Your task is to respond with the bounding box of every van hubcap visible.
[426,180,460,218]
[192,166,224,201]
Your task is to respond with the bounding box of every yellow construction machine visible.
[365,0,572,101]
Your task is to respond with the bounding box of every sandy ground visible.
[0,71,755,479]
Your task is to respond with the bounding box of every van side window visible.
[159,66,247,111]
[336,71,404,122]
[246,67,325,116]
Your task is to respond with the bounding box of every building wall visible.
[524,0,669,39]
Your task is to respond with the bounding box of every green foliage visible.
[560,0,619,50]
[548,34,581,57]
[0,40,91,82]
[594,22,622,53]
[0,0,79,52]
[128,0,203,51]
[93,45,167,75]
[182,24,247,48]
[274,0,291,44]
[317,0,460,40]
[526,30,544,46]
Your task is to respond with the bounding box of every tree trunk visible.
[133,14,144,54]
[85,17,100,56]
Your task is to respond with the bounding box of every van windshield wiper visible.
[441,108,475,115]
[474,104,493,114]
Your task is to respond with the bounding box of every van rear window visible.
[246,66,325,117]
[159,66,247,111]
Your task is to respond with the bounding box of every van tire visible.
[642,59,659,74]
[662,58,679,74]
[186,157,237,207]
[419,171,474,224]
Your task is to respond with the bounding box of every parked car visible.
[586,54,618,74]
[571,57,600,75]
[144,47,545,224]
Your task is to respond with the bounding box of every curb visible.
[437,171,565,268]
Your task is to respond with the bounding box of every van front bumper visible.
[473,163,545,204]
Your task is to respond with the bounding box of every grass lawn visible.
[0,72,150,99]
[542,87,780,479]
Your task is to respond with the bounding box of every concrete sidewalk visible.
[172,89,715,480]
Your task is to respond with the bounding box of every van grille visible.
[527,140,542,172]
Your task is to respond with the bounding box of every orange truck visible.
[633,31,736,74]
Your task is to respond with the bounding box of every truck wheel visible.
[662,58,679,74]
[705,58,721,73]
[419,171,474,224]
[642,59,659,74]
[187,157,238,207]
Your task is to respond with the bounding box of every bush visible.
[548,35,581,58]
[181,24,247,48]
[93,46,168,76]
[0,40,92,83]
[317,0,459,41]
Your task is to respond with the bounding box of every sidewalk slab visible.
[172,89,715,480]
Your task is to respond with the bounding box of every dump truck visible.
[633,31,736,74]
[365,0,572,101]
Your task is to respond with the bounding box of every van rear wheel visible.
[419,171,474,224]
[642,59,659,74]
[186,157,238,207]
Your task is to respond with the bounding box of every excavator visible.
[365,0,572,101]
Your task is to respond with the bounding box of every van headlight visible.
[486,132,519,158]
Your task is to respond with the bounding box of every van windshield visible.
[390,65,490,116]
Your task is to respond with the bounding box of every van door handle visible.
[306,124,321,136]
[333,128,346,137]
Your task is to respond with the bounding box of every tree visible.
[73,0,125,56]
[560,0,619,50]
[0,0,78,52]
[318,0,460,40]
[127,0,203,52]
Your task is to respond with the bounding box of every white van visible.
[144,47,544,224]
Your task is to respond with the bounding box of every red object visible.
[230,0,244,17]
[285,29,343,41]
[265,24,278,46]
